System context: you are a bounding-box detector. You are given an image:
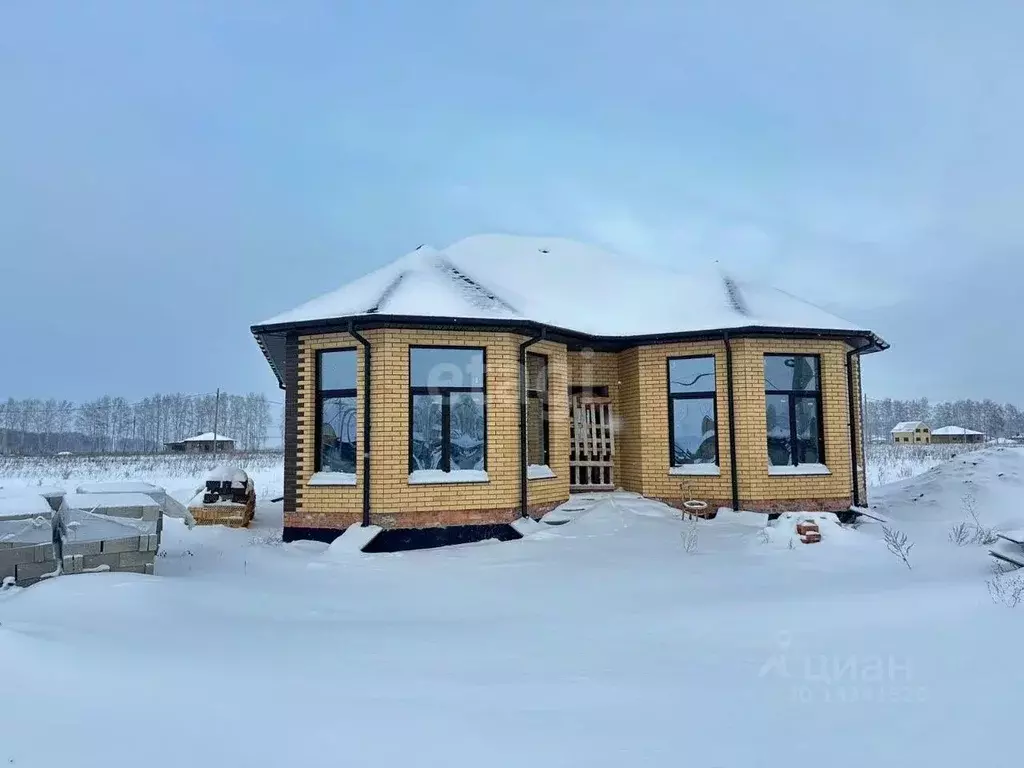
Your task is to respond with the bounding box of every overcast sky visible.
[3,0,1022,404]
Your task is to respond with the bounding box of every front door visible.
[569,394,615,490]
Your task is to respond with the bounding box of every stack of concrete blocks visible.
[0,494,60,587]
[76,481,168,511]
[1,485,65,513]
[188,466,256,528]
[77,481,195,528]
[59,492,162,576]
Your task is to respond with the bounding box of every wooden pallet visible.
[189,490,256,528]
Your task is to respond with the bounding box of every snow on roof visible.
[257,235,877,339]
[182,432,234,443]
[891,421,928,433]
[932,426,985,436]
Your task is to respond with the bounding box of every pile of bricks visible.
[796,519,822,544]
[188,467,256,528]
[58,492,162,576]
[0,495,60,587]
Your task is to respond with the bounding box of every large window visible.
[317,349,357,473]
[409,347,486,472]
[667,356,718,466]
[526,352,549,467]
[764,354,824,467]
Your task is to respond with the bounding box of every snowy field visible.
[864,441,969,487]
[0,452,283,506]
[1,447,1024,766]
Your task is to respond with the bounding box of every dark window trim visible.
[315,347,358,473]
[526,351,550,468]
[569,385,609,398]
[764,353,825,467]
[407,345,488,473]
[666,355,720,467]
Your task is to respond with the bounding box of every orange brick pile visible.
[189,470,256,528]
[796,519,821,544]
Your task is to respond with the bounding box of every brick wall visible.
[285,327,868,531]
[289,329,570,532]
[524,339,571,508]
[616,337,864,512]
[727,338,858,511]
[615,348,643,492]
[635,340,734,506]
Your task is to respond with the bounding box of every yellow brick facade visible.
[286,329,868,533]
[290,329,570,532]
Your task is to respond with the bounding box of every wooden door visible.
[569,395,615,490]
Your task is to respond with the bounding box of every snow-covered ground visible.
[0,452,283,505]
[1,448,1023,766]
[865,442,969,487]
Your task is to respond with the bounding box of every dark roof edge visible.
[251,314,888,352]
[250,314,888,388]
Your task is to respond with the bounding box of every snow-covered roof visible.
[256,235,882,341]
[891,421,928,433]
[182,432,234,443]
[932,426,984,436]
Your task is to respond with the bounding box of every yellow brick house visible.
[252,235,888,548]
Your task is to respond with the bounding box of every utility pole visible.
[213,388,221,465]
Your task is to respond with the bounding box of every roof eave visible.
[252,313,886,350]
[251,314,887,386]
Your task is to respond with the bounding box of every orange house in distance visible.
[251,235,888,550]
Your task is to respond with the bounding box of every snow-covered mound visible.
[871,447,1024,534]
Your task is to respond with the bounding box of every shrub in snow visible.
[882,525,914,569]
[949,522,972,546]
[947,493,999,546]
[987,570,1024,608]
[682,517,699,554]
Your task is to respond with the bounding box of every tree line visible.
[0,392,275,455]
[865,397,1024,440]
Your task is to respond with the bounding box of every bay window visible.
[764,354,824,467]
[316,349,357,474]
[526,352,550,468]
[667,356,718,467]
[409,347,486,474]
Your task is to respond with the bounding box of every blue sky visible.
[3,0,1022,403]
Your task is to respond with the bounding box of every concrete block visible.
[33,543,55,562]
[145,562,154,575]
[16,560,58,582]
[1,564,16,581]
[0,546,41,568]
[62,539,102,557]
[101,536,143,554]
[140,534,161,552]
[118,550,156,568]
[62,554,83,574]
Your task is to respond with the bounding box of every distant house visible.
[165,433,236,454]
[891,421,930,444]
[930,426,985,445]
[250,234,889,546]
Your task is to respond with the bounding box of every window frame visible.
[407,345,488,473]
[315,347,358,473]
[526,351,550,468]
[666,354,720,468]
[763,353,825,467]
